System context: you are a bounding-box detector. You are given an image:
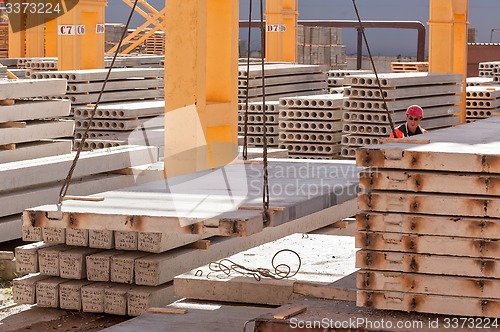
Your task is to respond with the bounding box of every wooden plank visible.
[357,212,500,239]
[358,191,500,218]
[273,306,307,320]
[356,250,500,278]
[356,231,500,259]
[0,121,26,128]
[357,270,500,300]
[360,169,500,195]
[357,290,500,318]
[356,117,500,172]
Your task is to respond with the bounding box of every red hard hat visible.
[406,105,424,117]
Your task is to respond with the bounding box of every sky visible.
[106,0,500,56]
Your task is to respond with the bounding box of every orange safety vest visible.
[389,123,427,138]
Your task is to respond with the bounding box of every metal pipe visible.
[356,28,363,69]
[240,19,426,62]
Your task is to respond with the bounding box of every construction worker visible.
[389,105,428,138]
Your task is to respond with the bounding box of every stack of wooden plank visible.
[0,78,73,163]
[355,117,500,317]
[297,25,346,69]
[278,94,345,159]
[0,25,7,58]
[30,68,164,145]
[327,69,372,94]
[341,72,462,159]
[479,61,500,77]
[237,63,328,103]
[73,101,165,154]
[16,160,360,316]
[237,101,279,148]
[391,61,429,73]
[465,85,500,122]
[144,31,165,55]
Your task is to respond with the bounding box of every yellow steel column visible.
[25,17,45,57]
[428,0,468,123]
[7,12,26,58]
[56,0,106,70]
[164,0,238,177]
[265,0,298,62]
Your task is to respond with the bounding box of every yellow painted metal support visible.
[265,0,298,62]
[25,14,44,57]
[164,0,238,177]
[7,12,26,58]
[56,0,106,70]
[428,0,468,123]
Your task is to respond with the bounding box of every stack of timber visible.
[278,94,345,159]
[465,85,500,122]
[297,25,346,69]
[0,145,159,242]
[19,159,360,316]
[30,68,164,145]
[237,101,279,148]
[237,63,328,103]
[390,61,429,73]
[0,25,7,58]
[0,78,73,163]
[341,72,462,159]
[73,101,165,155]
[479,61,500,77]
[355,116,500,317]
[144,31,165,55]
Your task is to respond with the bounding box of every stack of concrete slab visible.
[479,61,500,77]
[0,145,159,243]
[327,69,371,94]
[355,117,500,317]
[16,160,360,316]
[278,94,345,159]
[341,72,462,159]
[73,100,165,153]
[465,85,500,122]
[30,68,164,145]
[0,78,74,163]
[237,101,279,148]
[238,63,328,103]
[103,55,164,68]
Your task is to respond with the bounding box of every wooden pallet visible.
[391,61,429,72]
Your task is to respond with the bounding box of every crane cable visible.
[242,0,253,161]
[242,0,270,222]
[58,0,140,204]
[351,0,398,138]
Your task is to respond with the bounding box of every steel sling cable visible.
[351,0,398,138]
[242,0,253,160]
[58,0,141,204]
[259,0,270,222]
